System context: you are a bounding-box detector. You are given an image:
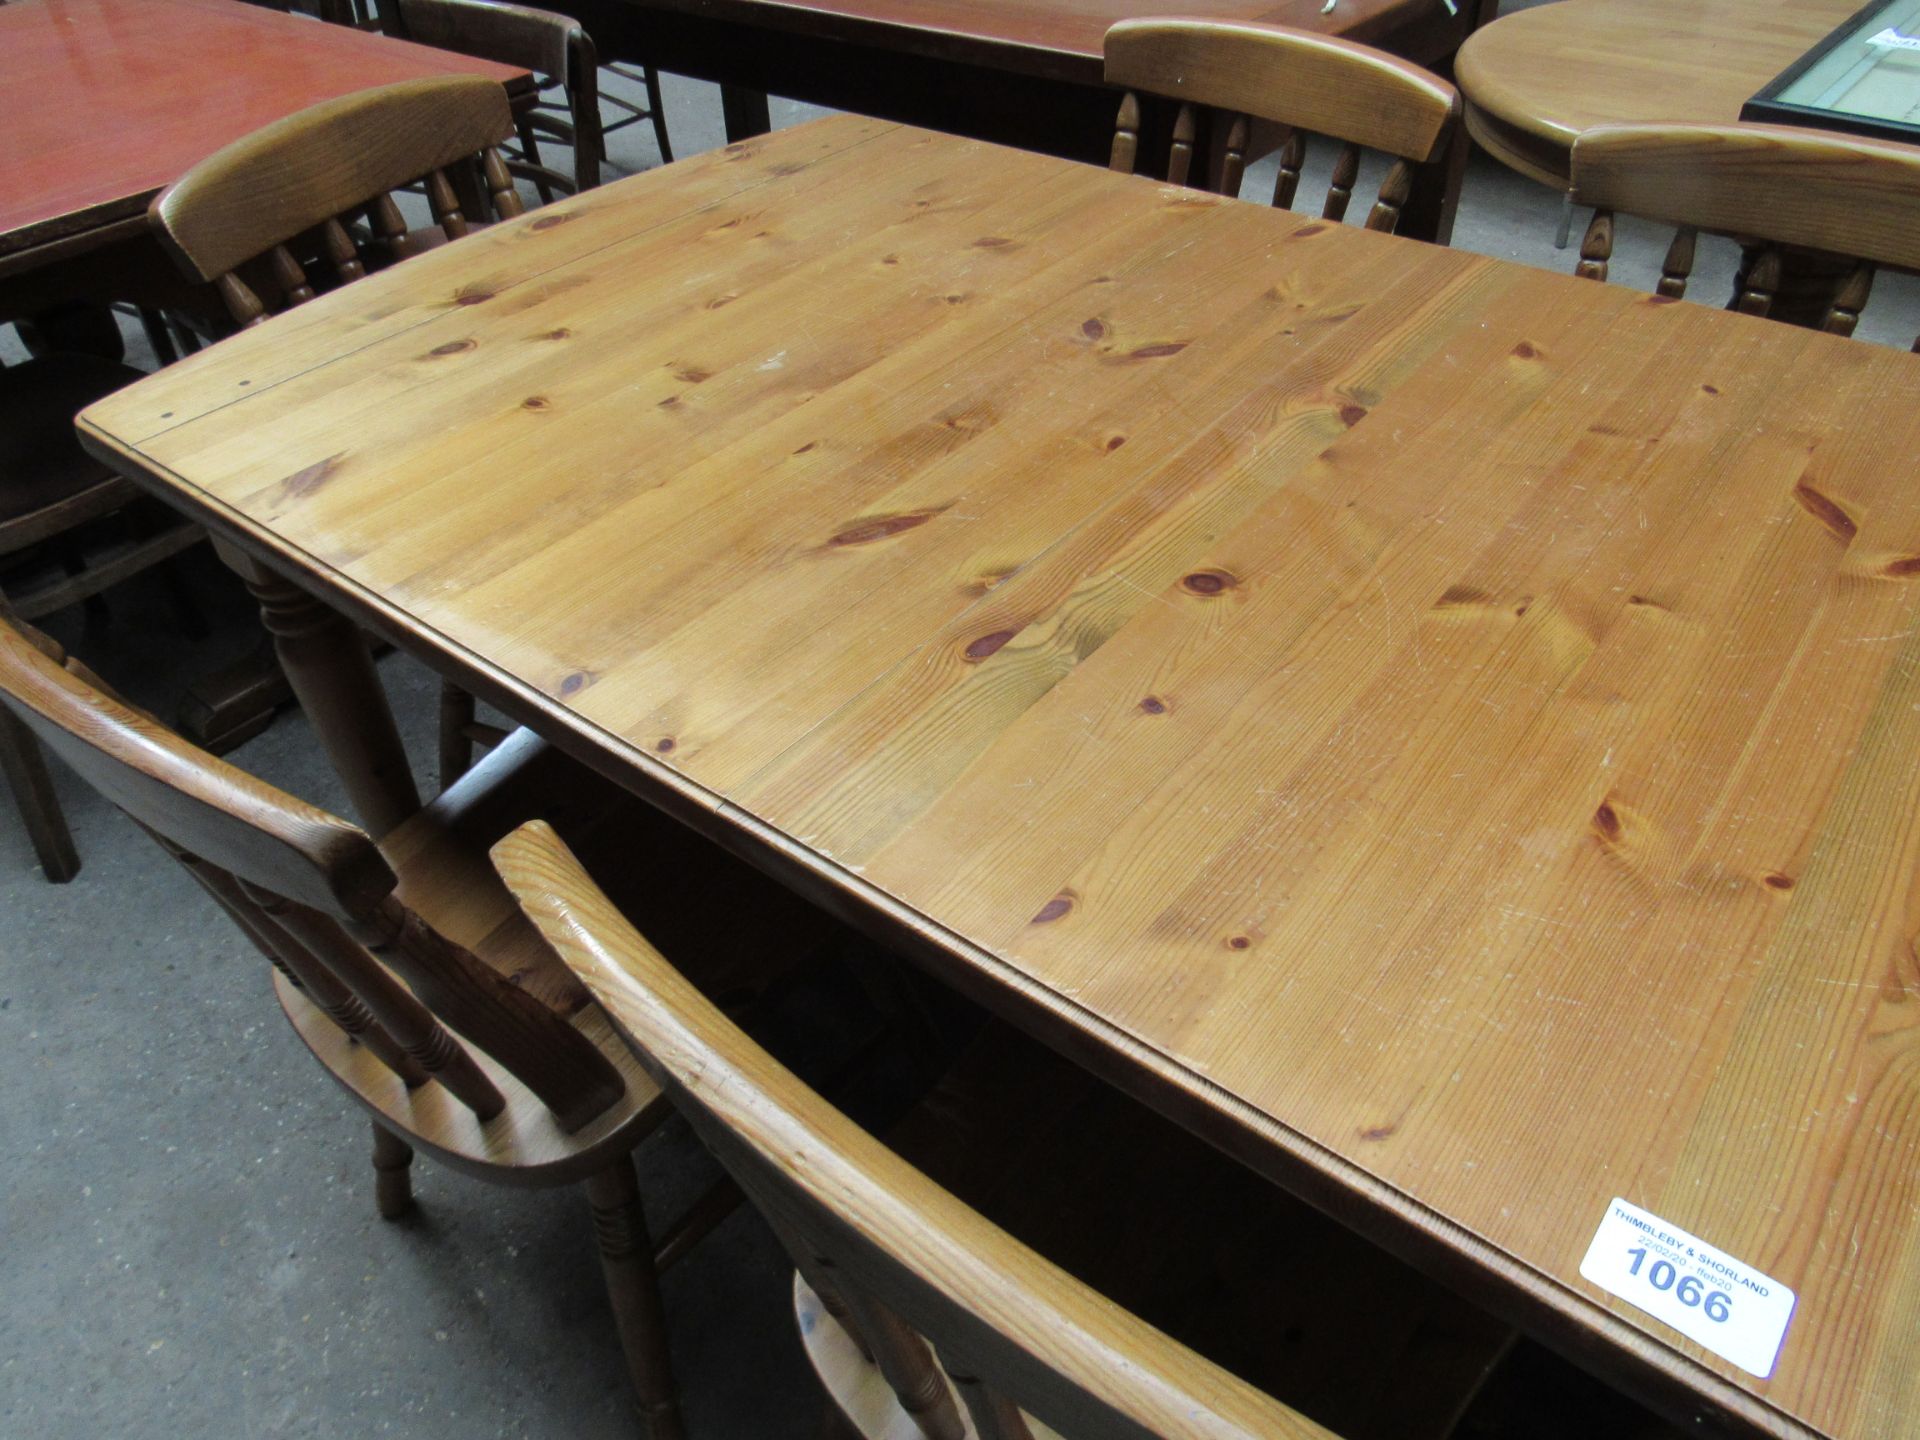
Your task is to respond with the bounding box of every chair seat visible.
[0,354,146,541]
[279,726,849,1185]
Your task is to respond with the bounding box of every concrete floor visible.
[8,13,1920,1438]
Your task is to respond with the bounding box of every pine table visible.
[79,116,1920,1440]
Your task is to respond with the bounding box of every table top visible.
[1456,0,1866,186]
[81,116,1920,1439]
[607,0,1472,84]
[0,0,528,269]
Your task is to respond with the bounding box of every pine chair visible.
[1570,122,1920,341]
[147,74,524,785]
[0,612,851,1438]
[496,820,1536,1440]
[1103,18,1463,241]
[149,74,525,327]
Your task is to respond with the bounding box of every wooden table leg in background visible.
[217,543,420,837]
[719,84,773,142]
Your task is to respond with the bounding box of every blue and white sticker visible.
[1578,1197,1795,1378]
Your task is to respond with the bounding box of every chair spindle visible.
[186,856,430,1087]
[369,192,411,261]
[1824,261,1876,337]
[1109,91,1140,175]
[1366,157,1414,233]
[425,168,469,238]
[946,1368,1036,1440]
[214,271,269,328]
[269,244,316,306]
[483,149,524,220]
[321,216,367,283]
[1736,245,1783,317]
[256,887,511,1120]
[1220,112,1250,198]
[839,1285,966,1440]
[1322,140,1361,222]
[1576,209,1614,282]
[1167,103,1196,187]
[1657,226,1697,299]
[1271,129,1305,211]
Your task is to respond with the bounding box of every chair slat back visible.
[0,614,625,1131]
[1570,123,1920,342]
[494,820,1341,1440]
[1103,19,1458,237]
[149,75,523,327]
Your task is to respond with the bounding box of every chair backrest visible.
[1102,18,1459,237]
[1570,122,1920,341]
[149,75,523,329]
[495,819,1340,1440]
[0,613,625,1132]
[391,0,602,193]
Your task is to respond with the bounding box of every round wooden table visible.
[1455,0,1865,188]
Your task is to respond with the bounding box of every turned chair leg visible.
[371,1122,415,1220]
[585,1157,685,1440]
[0,705,80,882]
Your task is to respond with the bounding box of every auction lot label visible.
[1578,1197,1795,1378]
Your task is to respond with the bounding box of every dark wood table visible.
[81,116,1920,1438]
[0,0,530,304]
[573,0,1492,167]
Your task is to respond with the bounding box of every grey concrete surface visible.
[7,17,1919,1439]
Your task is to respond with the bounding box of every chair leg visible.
[0,706,79,882]
[643,65,672,163]
[371,1121,415,1220]
[585,1157,685,1440]
[437,678,475,788]
[515,115,556,205]
[135,306,181,365]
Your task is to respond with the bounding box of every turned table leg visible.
[219,544,420,837]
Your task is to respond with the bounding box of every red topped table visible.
[1,0,530,280]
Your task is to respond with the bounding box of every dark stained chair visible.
[1103,18,1464,242]
[388,0,608,198]
[1,350,202,881]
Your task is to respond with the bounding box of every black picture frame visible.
[1743,0,1920,145]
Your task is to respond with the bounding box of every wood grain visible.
[79,117,1920,1440]
[0,0,528,272]
[1455,0,1866,187]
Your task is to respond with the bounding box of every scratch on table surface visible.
[1838,628,1920,646]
